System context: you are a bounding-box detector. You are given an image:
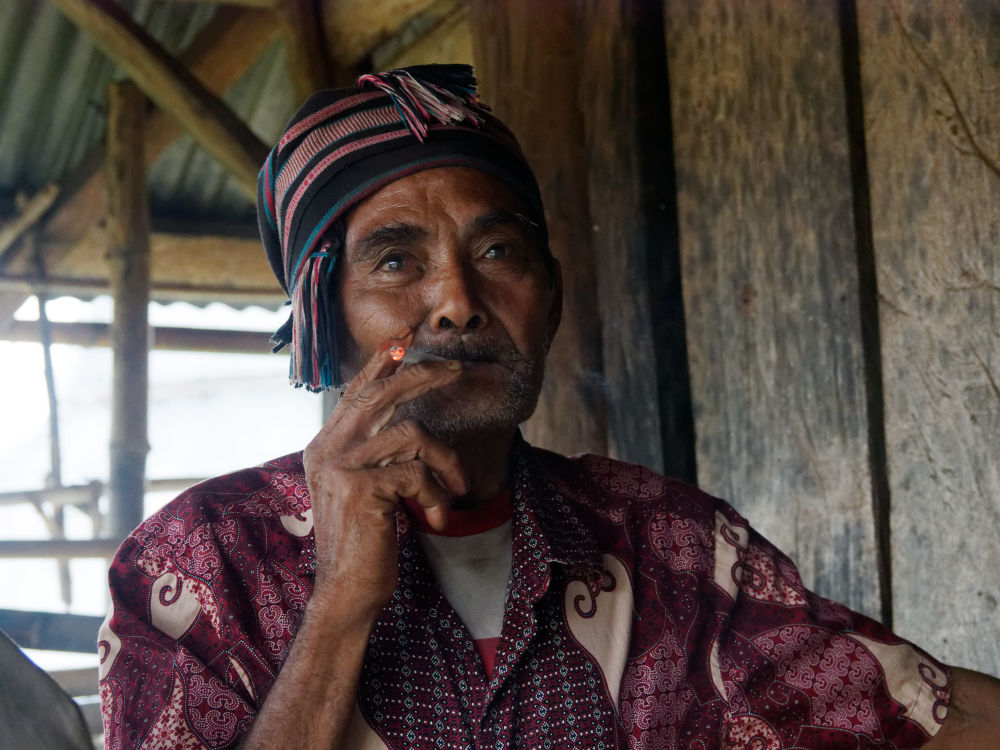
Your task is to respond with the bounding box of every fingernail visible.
[447,360,462,371]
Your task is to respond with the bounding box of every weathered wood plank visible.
[665,0,882,618]
[49,667,99,698]
[469,0,608,458]
[106,81,150,542]
[858,0,1000,673]
[48,0,268,198]
[576,0,694,477]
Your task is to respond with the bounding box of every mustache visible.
[412,337,523,366]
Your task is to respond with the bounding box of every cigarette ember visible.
[389,346,448,364]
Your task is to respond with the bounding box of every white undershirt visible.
[416,521,512,642]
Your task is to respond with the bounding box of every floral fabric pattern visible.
[100,443,949,749]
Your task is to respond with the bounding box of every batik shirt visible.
[99,441,950,749]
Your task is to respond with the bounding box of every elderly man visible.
[99,66,999,749]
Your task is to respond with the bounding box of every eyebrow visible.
[353,222,427,263]
[474,210,539,233]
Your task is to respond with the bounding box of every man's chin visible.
[398,381,538,444]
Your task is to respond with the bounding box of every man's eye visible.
[377,253,406,272]
[483,244,507,260]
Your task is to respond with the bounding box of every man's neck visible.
[449,428,516,509]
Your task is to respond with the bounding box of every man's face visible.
[338,167,561,442]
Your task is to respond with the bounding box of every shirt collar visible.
[505,436,603,603]
[389,435,603,610]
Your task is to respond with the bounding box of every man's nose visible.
[428,263,488,333]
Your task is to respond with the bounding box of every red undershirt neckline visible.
[403,490,514,677]
[403,489,513,537]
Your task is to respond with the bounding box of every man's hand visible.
[303,333,467,621]
[241,334,465,750]
[924,667,1000,748]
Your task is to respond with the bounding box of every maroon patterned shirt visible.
[99,441,950,749]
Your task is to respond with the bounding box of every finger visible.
[340,329,415,399]
[368,461,453,518]
[310,331,416,449]
[352,420,468,496]
[344,359,464,437]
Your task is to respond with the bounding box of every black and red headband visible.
[257,64,546,390]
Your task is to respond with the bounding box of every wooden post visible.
[106,81,150,541]
[576,0,695,477]
[277,0,338,102]
[469,0,609,458]
[858,0,1000,674]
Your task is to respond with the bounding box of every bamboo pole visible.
[0,477,204,508]
[106,81,151,541]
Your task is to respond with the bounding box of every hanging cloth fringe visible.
[276,239,340,391]
[356,65,487,143]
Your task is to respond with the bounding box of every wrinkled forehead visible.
[342,167,534,250]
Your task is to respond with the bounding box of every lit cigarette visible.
[389,346,448,364]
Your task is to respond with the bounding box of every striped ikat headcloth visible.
[257,64,547,391]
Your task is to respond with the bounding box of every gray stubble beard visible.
[397,353,543,445]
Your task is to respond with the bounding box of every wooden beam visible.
[0,541,121,559]
[106,81,150,542]
[0,482,102,509]
[0,7,281,330]
[0,478,204,509]
[3,320,274,354]
[320,0,442,68]
[164,0,276,6]
[575,0,693,478]
[278,0,336,101]
[0,609,106,651]
[48,0,268,198]
[57,228,278,295]
[372,0,471,70]
[0,274,284,306]
[0,185,60,264]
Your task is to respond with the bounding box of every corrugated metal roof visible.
[0,0,295,224]
[150,38,295,222]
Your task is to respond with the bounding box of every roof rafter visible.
[0,7,281,330]
[49,0,268,198]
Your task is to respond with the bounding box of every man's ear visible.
[545,258,563,353]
